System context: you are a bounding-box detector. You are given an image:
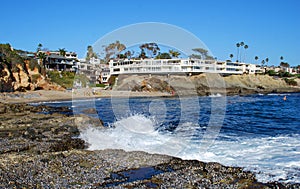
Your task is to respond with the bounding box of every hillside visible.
[0,44,63,92]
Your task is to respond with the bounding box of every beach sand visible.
[0,89,171,104]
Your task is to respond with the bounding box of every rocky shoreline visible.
[0,102,299,188]
[115,74,300,96]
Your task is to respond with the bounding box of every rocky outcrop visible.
[0,102,299,188]
[0,62,65,92]
[115,74,300,96]
[0,102,103,154]
[0,44,65,92]
[0,67,15,92]
[11,64,35,91]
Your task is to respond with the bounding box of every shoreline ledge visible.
[1,74,299,103]
[0,86,300,104]
[0,102,299,188]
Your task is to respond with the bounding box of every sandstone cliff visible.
[114,74,300,96]
[0,44,64,92]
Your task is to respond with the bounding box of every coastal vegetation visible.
[0,44,30,71]
[47,71,89,89]
[284,78,298,86]
[86,45,98,62]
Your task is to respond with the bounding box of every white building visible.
[241,63,263,74]
[109,58,262,76]
[76,58,109,84]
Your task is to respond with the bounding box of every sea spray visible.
[46,93,300,183]
[80,114,189,155]
[80,114,300,183]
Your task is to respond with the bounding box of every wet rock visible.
[0,102,299,188]
[49,138,86,152]
[82,108,98,114]
[22,127,44,141]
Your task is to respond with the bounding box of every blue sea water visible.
[40,93,300,183]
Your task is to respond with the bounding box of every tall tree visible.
[243,44,248,62]
[104,41,126,62]
[280,56,284,64]
[86,45,98,61]
[229,54,234,61]
[156,52,171,59]
[58,48,66,56]
[189,54,202,59]
[236,43,240,62]
[255,56,259,64]
[169,49,181,58]
[239,42,244,62]
[37,43,43,52]
[139,43,160,58]
[124,50,134,59]
[265,58,269,67]
[191,48,213,60]
[37,51,47,75]
[261,59,265,67]
[139,49,147,59]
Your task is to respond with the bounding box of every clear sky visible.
[1,0,299,66]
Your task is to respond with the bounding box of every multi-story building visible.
[109,58,262,76]
[76,58,109,84]
[38,51,79,71]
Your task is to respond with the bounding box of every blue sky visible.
[1,0,299,66]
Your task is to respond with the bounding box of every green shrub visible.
[284,78,298,86]
[96,83,106,87]
[267,70,277,76]
[279,72,292,77]
[47,71,80,88]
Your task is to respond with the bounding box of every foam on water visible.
[80,114,300,183]
[267,93,291,96]
[209,93,222,97]
[80,115,188,155]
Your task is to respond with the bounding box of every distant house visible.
[38,51,79,71]
[241,63,262,74]
[76,58,108,84]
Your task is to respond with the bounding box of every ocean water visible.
[42,93,300,183]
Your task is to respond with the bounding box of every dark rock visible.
[82,108,98,114]
[0,102,299,188]
[49,138,86,152]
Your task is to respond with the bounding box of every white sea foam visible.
[80,114,300,183]
[267,93,291,96]
[80,114,188,155]
[209,93,222,97]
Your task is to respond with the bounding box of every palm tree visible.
[229,54,234,61]
[58,48,66,56]
[236,43,240,62]
[243,45,248,62]
[261,59,265,67]
[265,58,269,67]
[255,56,259,64]
[169,49,181,58]
[280,56,284,64]
[239,42,244,62]
[37,51,47,75]
[37,43,43,52]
